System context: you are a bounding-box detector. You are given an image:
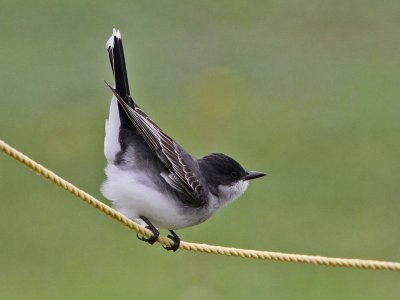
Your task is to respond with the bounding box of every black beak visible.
[243,171,266,181]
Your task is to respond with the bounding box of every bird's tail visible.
[106,28,134,107]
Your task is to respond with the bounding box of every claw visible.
[137,216,160,245]
[137,226,159,244]
[163,230,180,252]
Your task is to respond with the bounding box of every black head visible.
[199,153,266,186]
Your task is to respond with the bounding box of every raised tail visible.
[106,29,133,104]
[104,29,135,162]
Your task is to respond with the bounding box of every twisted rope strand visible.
[1,139,400,271]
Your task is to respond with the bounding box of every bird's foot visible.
[163,230,180,252]
[137,216,160,245]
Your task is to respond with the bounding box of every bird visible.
[101,29,266,251]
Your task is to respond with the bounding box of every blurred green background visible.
[1,0,400,299]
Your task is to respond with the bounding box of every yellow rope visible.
[1,138,400,272]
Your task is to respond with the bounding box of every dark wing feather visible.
[106,83,204,200]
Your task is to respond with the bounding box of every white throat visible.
[217,180,249,205]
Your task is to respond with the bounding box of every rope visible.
[1,138,400,272]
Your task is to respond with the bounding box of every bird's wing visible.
[106,84,204,202]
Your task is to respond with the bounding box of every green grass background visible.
[1,1,400,299]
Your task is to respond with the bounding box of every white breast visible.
[102,164,205,230]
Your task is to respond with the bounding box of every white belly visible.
[102,164,200,229]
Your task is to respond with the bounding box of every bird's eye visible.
[230,171,240,179]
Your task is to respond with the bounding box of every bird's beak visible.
[243,171,266,181]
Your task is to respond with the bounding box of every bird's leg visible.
[163,230,181,252]
[137,216,159,245]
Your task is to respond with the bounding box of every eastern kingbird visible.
[102,29,266,251]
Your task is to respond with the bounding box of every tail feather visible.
[107,29,131,101]
[106,28,135,129]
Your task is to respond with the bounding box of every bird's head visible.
[200,153,266,203]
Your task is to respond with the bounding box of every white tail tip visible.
[106,28,122,49]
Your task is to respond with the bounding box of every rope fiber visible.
[1,138,400,271]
